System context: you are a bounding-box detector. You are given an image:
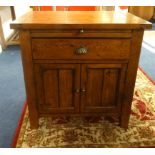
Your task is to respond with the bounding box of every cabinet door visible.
[81,64,126,113]
[34,64,80,114]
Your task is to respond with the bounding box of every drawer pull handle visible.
[80,29,84,33]
[75,47,88,54]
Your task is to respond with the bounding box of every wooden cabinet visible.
[10,11,151,129]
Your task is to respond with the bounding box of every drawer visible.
[32,39,131,60]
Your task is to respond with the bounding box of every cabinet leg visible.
[29,117,39,129]
[120,122,128,130]
[119,116,129,130]
[28,108,39,129]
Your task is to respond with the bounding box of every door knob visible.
[80,29,84,33]
[74,89,80,93]
[81,89,86,93]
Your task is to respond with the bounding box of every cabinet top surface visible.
[10,11,152,30]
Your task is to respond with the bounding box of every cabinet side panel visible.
[121,30,144,129]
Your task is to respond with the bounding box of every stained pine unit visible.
[10,11,152,129]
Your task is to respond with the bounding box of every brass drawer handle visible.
[75,47,88,55]
[80,29,84,33]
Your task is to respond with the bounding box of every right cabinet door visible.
[81,63,127,113]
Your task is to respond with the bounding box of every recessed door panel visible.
[81,64,126,113]
[34,64,80,114]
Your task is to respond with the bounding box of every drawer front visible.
[32,39,131,60]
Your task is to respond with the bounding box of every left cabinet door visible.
[34,64,80,114]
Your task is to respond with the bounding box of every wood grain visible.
[19,31,38,129]
[30,31,132,38]
[43,70,59,108]
[81,64,126,113]
[32,39,131,60]
[10,11,152,30]
[120,30,144,129]
[34,64,80,114]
